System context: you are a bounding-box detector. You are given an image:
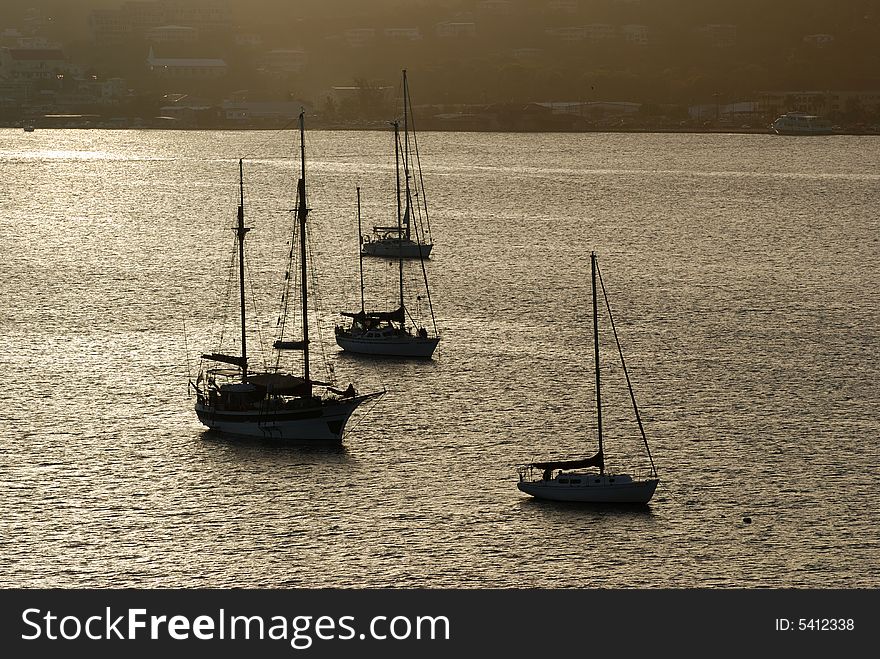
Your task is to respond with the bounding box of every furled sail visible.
[340,306,405,323]
[528,451,604,472]
[273,339,308,350]
[248,373,311,395]
[202,353,246,368]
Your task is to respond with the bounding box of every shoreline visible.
[6,114,880,136]
[7,123,880,136]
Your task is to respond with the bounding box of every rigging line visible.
[406,86,433,242]
[275,218,300,371]
[213,230,239,352]
[384,257,394,312]
[182,316,193,389]
[305,228,331,381]
[342,390,386,438]
[276,224,296,340]
[239,114,302,162]
[596,261,658,479]
[414,232,438,335]
[243,238,269,373]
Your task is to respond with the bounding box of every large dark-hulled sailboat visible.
[192,112,383,441]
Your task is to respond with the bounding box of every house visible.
[546,24,616,44]
[622,24,649,46]
[584,24,617,43]
[0,30,60,49]
[328,84,396,107]
[698,24,737,48]
[383,28,421,41]
[260,49,307,75]
[758,89,880,119]
[511,48,543,61]
[89,0,232,44]
[145,25,199,43]
[235,33,263,48]
[477,0,513,14]
[547,0,579,14]
[146,47,227,79]
[435,22,477,39]
[803,34,834,48]
[343,28,376,48]
[0,48,79,81]
[545,26,588,42]
[221,99,302,124]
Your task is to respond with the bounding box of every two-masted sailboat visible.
[334,120,440,358]
[361,69,433,259]
[192,112,383,441]
[517,252,659,503]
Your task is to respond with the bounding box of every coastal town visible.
[2,0,879,133]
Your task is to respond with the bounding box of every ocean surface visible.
[1,127,878,588]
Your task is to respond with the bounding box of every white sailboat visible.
[335,121,440,359]
[361,69,433,259]
[517,252,659,503]
[192,112,384,441]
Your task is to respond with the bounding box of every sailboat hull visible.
[517,476,659,504]
[195,394,374,441]
[335,332,439,358]
[362,239,432,259]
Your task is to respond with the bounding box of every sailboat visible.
[334,129,440,359]
[361,69,433,259]
[517,252,659,503]
[192,112,384,441]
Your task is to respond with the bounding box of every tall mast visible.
[393,121,405,317]
[356,186,365,317]
[402,69,411,242]
[297,111,310,385]
[591,251,604,474]
[237,158,249,384]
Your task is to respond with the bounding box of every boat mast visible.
[237,158,249,384]
[297,110,310,385]
[356,186,365,318]
[402,69,411,242]
[591,251,604,474]
[393,120,405,320]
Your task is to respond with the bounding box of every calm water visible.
[1,127,878,588]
